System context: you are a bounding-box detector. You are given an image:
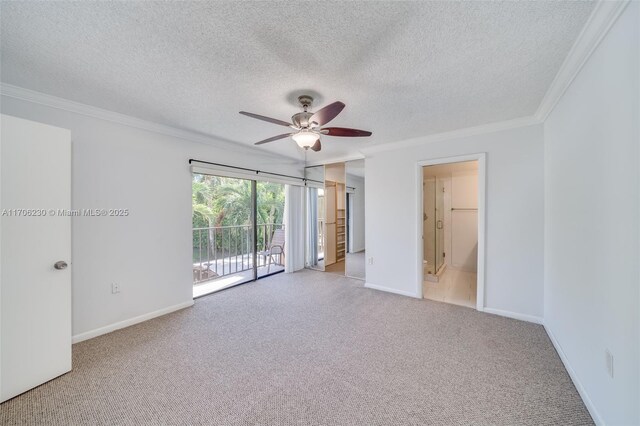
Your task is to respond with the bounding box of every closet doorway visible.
[345,160,365,280]
[418,155,485,310]
[305,160,365,279]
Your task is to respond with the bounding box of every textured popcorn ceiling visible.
[0,1,595,161]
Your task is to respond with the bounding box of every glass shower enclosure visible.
[423,174,445,276]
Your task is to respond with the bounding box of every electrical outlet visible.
[111,283,120,294]
[368,257,374,265]
[605,349,614,378]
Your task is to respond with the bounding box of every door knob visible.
[54,261,68,270]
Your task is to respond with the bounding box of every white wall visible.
[450,169,478,272]
[325,163,346,184]
[347,173,365,253]
[0,94,303,339]
[451,170,478,209]
[544,2,639,425]
[365,124,544,319]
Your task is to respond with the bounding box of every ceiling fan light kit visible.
[239,95,372,152]
[292,130,318,149]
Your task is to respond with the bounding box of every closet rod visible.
[451,208,478,211]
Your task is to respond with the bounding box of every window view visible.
[256,180,286,279]
[192,173,285,297]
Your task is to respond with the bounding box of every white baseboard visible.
[72,300,194,343]
[483,307,544,324]
[544,325,603,425]
[364,282,422,299]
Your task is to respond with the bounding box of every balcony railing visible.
[193,223,284,283]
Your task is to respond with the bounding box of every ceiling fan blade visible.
[254,133,292,145]
[321,127,372,137]
[310,139,321,152]
[309,101,345,126]
[240,111,292,127]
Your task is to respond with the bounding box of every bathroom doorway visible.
[419,155,485,310]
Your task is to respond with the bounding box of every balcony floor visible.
[193,263,284,298]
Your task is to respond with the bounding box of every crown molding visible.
[0,83,300,163]
[0,82,540,161]
[360,0,630,157]
[359,115,540,156]
[535,0,630,121]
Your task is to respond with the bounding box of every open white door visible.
[1,114,72,402]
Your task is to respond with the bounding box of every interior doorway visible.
[346,192,351,253]
[191,173,286,298]
[304,160,366,280]
[419,155,485,310]
[345,159,365,280]
[304,163,346,275]
[323,170,346,274]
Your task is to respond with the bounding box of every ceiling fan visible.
[239,95,372,152]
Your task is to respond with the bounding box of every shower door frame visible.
[416,153,486,311]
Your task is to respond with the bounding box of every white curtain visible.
[284,184,305,272]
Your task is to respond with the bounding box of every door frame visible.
[346,192,352,253]
[416,153,486,311]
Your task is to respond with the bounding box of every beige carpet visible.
[1,270,592,425]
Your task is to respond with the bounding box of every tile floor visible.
[423,266,477,308]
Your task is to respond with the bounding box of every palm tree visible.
[192,176,218,260]
[192,174,285,259]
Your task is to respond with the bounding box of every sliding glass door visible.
[256,181,285,278]
[192,173,286,297]
[192,175,254,297]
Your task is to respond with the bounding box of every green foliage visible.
[192,174,285,257]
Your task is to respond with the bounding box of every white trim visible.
[535,0,630,121]
[417,153,486,312]
[483,308,543,325]
[545,325,603,425]
[72,300,194,343]
[358,1,630,155]
[0,83,296,162]
[364,282,421,299]
[360,116,539,156]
